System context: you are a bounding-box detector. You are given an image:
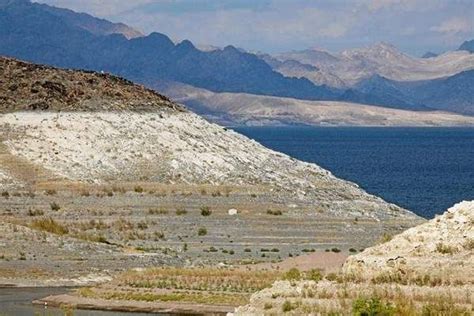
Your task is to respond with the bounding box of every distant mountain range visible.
[0,0,472,120]
[355,71,474,115]
[0,0,339,101]
[271,42,474,86]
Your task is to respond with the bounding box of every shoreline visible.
[33,294,235,315]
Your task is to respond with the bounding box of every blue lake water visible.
[234,127,474,219]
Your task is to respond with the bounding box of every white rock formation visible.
[343,200,474,284]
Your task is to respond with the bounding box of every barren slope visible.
[157,81,474,127]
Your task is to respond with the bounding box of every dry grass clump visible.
[436,242,458,254]
[30,218,69,235]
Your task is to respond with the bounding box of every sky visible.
[36,0,474,56]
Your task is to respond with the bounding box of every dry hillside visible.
[235,201,473,315]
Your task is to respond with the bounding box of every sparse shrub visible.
[326,272,338,282]
[379,233,393,244]
[266,209,282,216]
[421,300,470,315]
[463,238,474,250]
[149,208,168,215]
[331,247,341,253]
[137,222,148,230]
[45,189,57,195]
[1,191,9,198]
[200,206,212,216]
[229,250,235,255]
[436,243,456,254]
[209,247,218,252]
[264,303,273,310]
[282,300,295,312]
[198,227,207,236]
[283,268,301,281]
[352,297,395,315]
[306,269,322,282]
[134,186,144,193]
[349,248,357,253]
[27,209,44,216]
[80,190,90,197]
[271,248,280,252]
[154,231,165,240]
[244,248,252,252]
[50,202,61,211]
[176,208,187,215]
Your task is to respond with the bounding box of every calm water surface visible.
[0,287,161,315]
[235,127,474,218]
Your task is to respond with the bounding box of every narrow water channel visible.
[0,287,160,315]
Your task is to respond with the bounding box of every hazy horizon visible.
[34,0,473,56]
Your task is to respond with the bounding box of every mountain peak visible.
[177,39,196,50]
[458,39,474,53]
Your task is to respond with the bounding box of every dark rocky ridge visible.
[0,56,182,113]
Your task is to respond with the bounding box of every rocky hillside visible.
[0,57,179,112]
[343,200,474,284]
[235,201,473,315]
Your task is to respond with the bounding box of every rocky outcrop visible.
[0,57,179,113]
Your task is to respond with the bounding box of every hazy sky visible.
[36,0,473,56]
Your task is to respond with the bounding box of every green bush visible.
[352,297,395,316]
[198,227,207,236]
[200,206,212,216]
[283,268,301,281]
[306,269,322,282]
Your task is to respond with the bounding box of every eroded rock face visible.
[343,200,474,284]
